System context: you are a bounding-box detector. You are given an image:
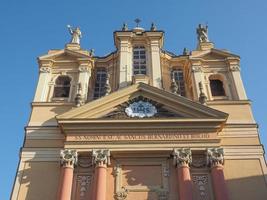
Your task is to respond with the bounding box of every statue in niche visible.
[197,24,209,43]
[67,25,82,44]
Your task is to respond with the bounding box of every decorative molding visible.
[156,190,169,200]
[191,155,206,168]
[60,149,78,168]
[163,166,169,177]
[77,175,92,199]
[39,66,51,73]
[114,187,128,200]
[78,157,93,168]
[92,149,110,166]
[191,65,202,73]
[229,65,240,72]
[173,148,192,167]
[102,96,182,119]
[207,148,224,167]
[125,100,157,118]
[192,174,209,200]
[79,66,91,72]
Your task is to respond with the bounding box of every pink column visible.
[92,149,110,200]
[57,149,77,200]
[208,148,229,200]
[173,148,193,200]
[94,162,107,200]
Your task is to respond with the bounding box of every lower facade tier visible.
[11,146,267,200]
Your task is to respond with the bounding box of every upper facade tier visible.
[33,23,247,106]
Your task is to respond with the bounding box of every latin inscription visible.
[67,133,214,142]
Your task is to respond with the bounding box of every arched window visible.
[133,46,146,75]
[53,76,71,98]
[210,79,225,96]
[93,68,107,99]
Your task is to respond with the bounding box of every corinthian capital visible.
[60,149,78,168]
[92,149,110,166]
[207,148,224,167]
[173,148,192,167]
[191,65,202,73]
[39,66,51,73]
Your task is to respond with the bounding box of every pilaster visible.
[227,57,247,100]
[150,39,162,88]
[33,60,53,102]
[116,32,132,88]
[190,59,205,101]
[78,59,92,101]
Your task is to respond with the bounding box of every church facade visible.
[11,22,267,200]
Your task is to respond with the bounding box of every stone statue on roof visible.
[67,25,82,44]
[197,24,209,43]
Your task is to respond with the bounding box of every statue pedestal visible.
[65,43,81,50]
[197,42,214,51]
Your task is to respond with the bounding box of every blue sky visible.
[1,0,267,199]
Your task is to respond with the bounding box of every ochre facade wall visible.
[224,159,267,200]
[17,162,60,200]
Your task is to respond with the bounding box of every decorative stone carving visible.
[192,175,209,200]
[192,65,202,73]
[122,23,128,31]
[191,155,207,168]
[89,49,95,57]
[199,82,207,105]
[92,149,110,166]
[104,73,111,96]
[173,148,192,167]
[197,24,209,43]
[170,71,179,95]
[75,83,84,107]
[102,96,182,119]
[156,190,168,200]
[67,25,82,44]
[78,157,93,168]
[79,66,90,72]
[40,66,51,73]
[150,22,157,31]
[163,166,169,177]
[207,148,224,167]
[113,164,121,177]
[125,100,157,118]
[114,187,128,200]
[229,65,240,72]
[183,48,190,55]
[77,175,92,199]
[60,149,78,168]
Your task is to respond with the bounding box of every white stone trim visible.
[10,160,25,200]
[20,148,61,162]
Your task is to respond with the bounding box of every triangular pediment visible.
[38,49,90,62]
[191,49,239,60]
[57,83,228,121]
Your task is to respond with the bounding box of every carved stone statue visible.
[67,25,82,44]
[197,24,209,43]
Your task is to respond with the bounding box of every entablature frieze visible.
[65,130,219,143]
